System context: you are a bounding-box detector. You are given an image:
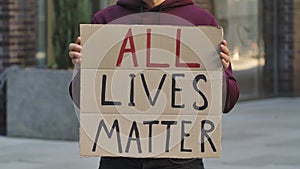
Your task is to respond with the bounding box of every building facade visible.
[263,0,300,96]
[0,0,299,99]
[0,0,37,71]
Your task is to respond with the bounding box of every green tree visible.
[52,0,92,69]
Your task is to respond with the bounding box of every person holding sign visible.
[69,0,239,169]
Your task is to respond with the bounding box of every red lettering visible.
[146,29,170,68]
[117,28,200,69]
[116,29,139,67]
[176,29,200,68]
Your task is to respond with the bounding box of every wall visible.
[294,0,300,95]
[0,0,37,71]
[277,0,294,95]
[263,0,300,96]
[0,84,6,135]
[6,69,79,140]
[0,0,10,70]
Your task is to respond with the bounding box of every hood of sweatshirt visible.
[117,0,194,12]
[92,0,217,26]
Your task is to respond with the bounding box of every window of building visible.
[214,0,263,99]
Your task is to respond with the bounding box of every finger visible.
[69,43,82,52]
[72,58,82,65]
[220,52,231,62]
[76,37,81,45]
[69,51,82,60]
[221,59,229,69]
[221,40,227,46]
[221,44,230,56]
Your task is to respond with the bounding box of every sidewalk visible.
[1,97,300,169]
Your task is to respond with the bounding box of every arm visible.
[223,64,240,113]
[220,40,240,113]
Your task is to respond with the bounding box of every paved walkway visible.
[1,97,300,169]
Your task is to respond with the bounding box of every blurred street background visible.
[1,97,300,169]
[1,0,300,169]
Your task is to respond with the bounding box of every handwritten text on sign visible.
[80,25,223,158]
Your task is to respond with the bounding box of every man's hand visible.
[220,40,231,69]
[69,37,82,67]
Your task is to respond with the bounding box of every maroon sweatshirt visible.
[71,0,239,113]
[91,0,218,26]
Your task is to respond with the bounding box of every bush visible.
[52,0,92,69]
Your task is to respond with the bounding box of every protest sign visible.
[80,24,223,158]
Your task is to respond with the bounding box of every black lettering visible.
[181,120,192,152]
[143,121,159,153]
[193,74,208,111]
[172,74,185,109]
[141,73,167,106]
[201,120,217,153]
[161,121,177,152]
[101,75,122,106]
[125,121,142,153]
[92,119,122,153]
[128,74,136,107]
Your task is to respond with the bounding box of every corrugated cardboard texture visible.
[80,24,223,158]
[81,70,222,115]
[80,114,222,158]
[80,24,223,71]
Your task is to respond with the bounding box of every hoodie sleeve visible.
[69,70,80,108]
[223,64,240,113]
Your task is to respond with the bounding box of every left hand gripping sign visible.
[79,24,223,158]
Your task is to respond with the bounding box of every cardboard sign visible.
[80,24,223,158]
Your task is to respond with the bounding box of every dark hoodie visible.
[74,0,239,113]
[91,0,218,26]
